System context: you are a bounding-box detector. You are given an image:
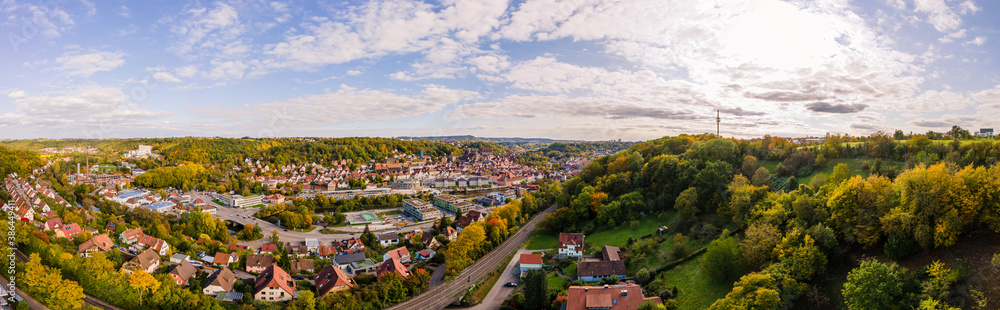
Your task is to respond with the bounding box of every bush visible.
[884,233,920,259]
[701,234,743,283]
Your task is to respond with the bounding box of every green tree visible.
[751,166,771,187]
[741,222,781,270]
[523,269,549,310]
[842,260,905,310]
[674,187,699,220]
[702,234,742,283]
[741,155,760,178]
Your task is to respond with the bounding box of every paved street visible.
[470,248,548,310]
[386,205,556,310]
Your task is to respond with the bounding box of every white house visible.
[377,233,399,248]
[558,233,584,258]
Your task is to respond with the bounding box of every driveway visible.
[469,248,543,310]
[429,263,448,287]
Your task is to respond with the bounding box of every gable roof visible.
[78,234,114,253]
[565,284,657,310]
[602,246,622,261]
[577,260,626,278]
[126,249,160,270]
[170,260,198,282]
[206,267,237,292]
[261,244,277,253]
[559,233,585,248]
[63,223,82,237]
[253,264,296,296]
[290,259,314,273]
[386,247,410,260]
[377,233,398,241]
[520,253,543,265]
[214,252,234,264]
[44,218,63,230]
[315,265,353,296]
[335,253,368,265]
[376,257,408,279]
[246,254,273,269]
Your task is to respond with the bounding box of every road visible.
[12,250,122,310]
[470,248,545,310]
[430,264,448,287]
[0,277,48,310]
[386,205,556,310]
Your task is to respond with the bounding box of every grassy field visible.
[759,160,780,173]
[546,271,569,294]
[564,263,577,278]
[291,226,316,233]
[586,212,674,249]
[657,255,733,309]
[800,158,903,185]
[525,232,558,250]
[377,210,403,216]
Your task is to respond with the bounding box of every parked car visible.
[429,263,438,267]
[504,282,518,288]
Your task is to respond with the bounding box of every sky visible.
[2,0,1000,141]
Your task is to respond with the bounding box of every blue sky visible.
[2,0,999,140]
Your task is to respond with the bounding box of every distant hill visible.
[396,135,582,143]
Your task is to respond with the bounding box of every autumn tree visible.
[128,270,162,306]
[842,260,905,310]
[741,222,781,270]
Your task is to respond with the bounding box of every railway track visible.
[387,205,556,310]
[14,249,123,310]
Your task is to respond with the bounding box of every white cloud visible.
[913,0,963,32]
[938,29,966,43]
[958,0,980,15]
[55,51,125,77]
[7,90,27,98]
[0,86,171,137]
[962,36,985,46]
[204,60,248,80]
[169,3,247,57]
[1,1,76,38]
[262,0,508,71]
[201,84,478,130]
[346,70,362,76]
[175,65,198,77]
[119,5,132,18]
[152,72,182,83]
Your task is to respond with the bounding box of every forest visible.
[536,133,1000,310]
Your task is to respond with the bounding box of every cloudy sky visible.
[2,0,999,140]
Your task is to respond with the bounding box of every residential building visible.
[305,238,320,253]
[578,246,626,282]
[441,226,458,241]
[246,254,274,273]
[290,259,315,274]
[120,227,144,245]
[558,233,585,258]
[421,234,441,249]
[383,247,411,263]
[169,261,197,286]
[376,257,409,279]
[78,234,114,257]
[137,234,171,256]
[977,128,995,137]
[253,264,297,302]
[402,198,441,221]
[170,254,191,264]
[260,244,278,253]
[414,249,437,260]
[203,268,237,297]
[519,254,543,276]
[315,265,353,296]
[335,253,377,275]
[122,249,160,274]
[62,223,82,239]
[43,218,63,232]
[214,252,239,266]
[565,284,661,310]
[378,233,400,247]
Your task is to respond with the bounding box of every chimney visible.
[604,284,609,289]
[622,290,628,297]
